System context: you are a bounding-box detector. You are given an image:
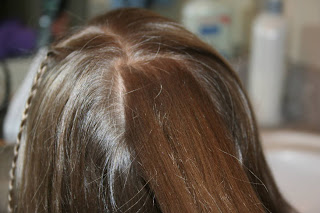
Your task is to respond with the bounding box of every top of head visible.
[12,8,295,213]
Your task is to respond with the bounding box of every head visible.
[9,8,295,213]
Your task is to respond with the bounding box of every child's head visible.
[9,8,294,213]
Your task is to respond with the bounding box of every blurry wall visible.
[0,0,87,28]
[285,0,320,69]
[0,0,41,28]
[282,0,320,130]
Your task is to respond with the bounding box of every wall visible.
[285,0,320,69]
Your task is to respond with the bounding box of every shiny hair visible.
[9,8,296,213]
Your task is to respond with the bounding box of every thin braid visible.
[7,57,48,213]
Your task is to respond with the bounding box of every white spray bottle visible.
[248,0,287,127]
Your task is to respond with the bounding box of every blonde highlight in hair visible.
[9,8,296,213]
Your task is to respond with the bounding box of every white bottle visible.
[182,0,233,59]
[248,0,287,127]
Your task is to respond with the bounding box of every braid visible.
[7,56,48,213]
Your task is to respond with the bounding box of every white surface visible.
[262,131,320,213]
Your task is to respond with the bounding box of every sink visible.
[262,130,320,213]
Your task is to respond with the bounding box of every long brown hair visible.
[9,8,296,213]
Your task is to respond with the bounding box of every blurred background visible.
[0,0,319,212]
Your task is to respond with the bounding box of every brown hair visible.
[9,8,296,213]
